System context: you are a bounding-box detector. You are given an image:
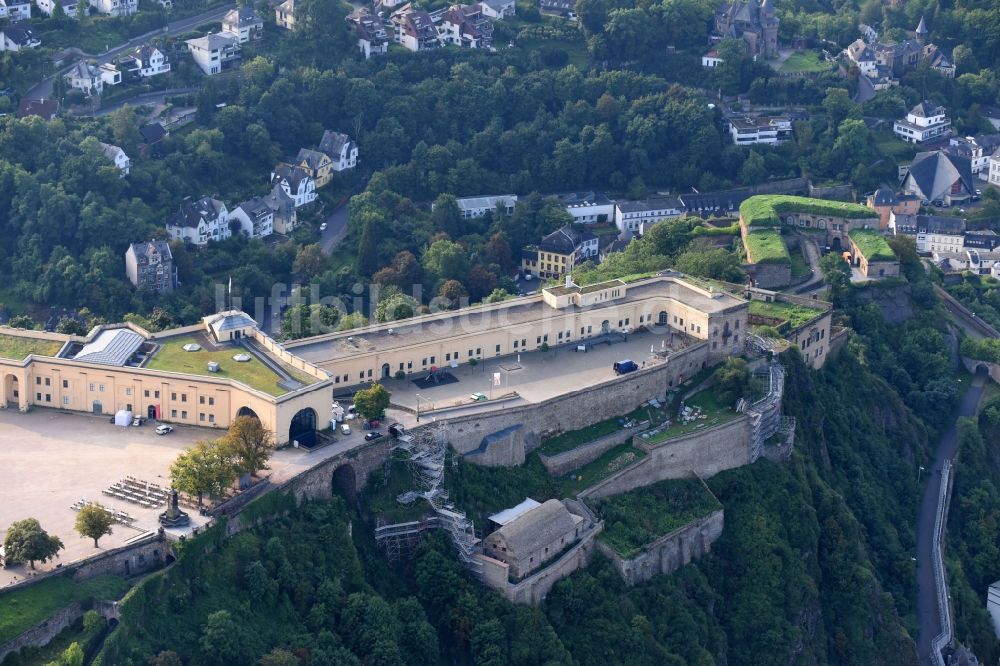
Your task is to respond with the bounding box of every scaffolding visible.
[374,424,483,573]
[744,362,791,462]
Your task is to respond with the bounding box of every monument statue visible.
[158,488,191,528]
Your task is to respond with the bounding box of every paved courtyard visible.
[0,407,377,587]
[384,328,688,419]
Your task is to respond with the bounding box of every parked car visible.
[365,431,383,441]
[155,424,173,435]
[613,359,639,375]
[470,392,488,402]
[341,423,352,435]
[319,222,328,231]
[132,417,143,427]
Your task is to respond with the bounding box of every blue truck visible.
[613,359,639,375]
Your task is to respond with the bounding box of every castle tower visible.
[915,15,927,46]
[760,0,778,58]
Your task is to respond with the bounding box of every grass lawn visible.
[643,388,742,446]
[538,403,667,456]
[779,50,831,73]
[874,131,921,162]
[0,333,64,360]
[744,229,791,264]
[848,229,897,262]
[740,195,874,227]
[0,574,127,644]
[555,443,647,496]
[516,38,589,68]
[146,336,316,396]
[594,477,721,557]
[749,299,824,330]
[788,242,810,278]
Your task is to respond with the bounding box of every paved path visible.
[81,87,198,117]
[24,4,230,101]
[915,372,985,663]
[320,201,350,256]
[792,235,823,294]
[855,74,875,104]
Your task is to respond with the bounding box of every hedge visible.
[743,229,791,264]
[848,229,896,262]
[740,195,875,228]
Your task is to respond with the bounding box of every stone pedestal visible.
[158,488,190,527]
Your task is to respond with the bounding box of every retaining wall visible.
[538,427,644,476]
[427,342,710,467]
[597,509,724,586]
[0,603,83,664]
[961,356,1000,384]
[579,416,751,499]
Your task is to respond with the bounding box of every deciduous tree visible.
[354,383,390,421]
[3,518,64,569]
[74,503,113,547]
[169,440,236,505]
[224,415,274,476]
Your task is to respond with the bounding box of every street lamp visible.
[918,465,926,483]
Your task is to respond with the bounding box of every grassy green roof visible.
[749,299,825,330]
[0,332,64,360]
[743,229,791,264]
[146,336,319,397]
[740,195,875,228]
[848,229,897,262]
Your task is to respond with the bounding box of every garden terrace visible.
[748,299,825,332]
[740,195,874,228]
[593,477,722,558]
[145,335,319,397]
[743,229,791,264]
[848,229,897,262]
[642,388,743,445]
[0,333,64,361]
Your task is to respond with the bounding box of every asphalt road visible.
[84,86,197,116]
[24,4,230,101]
[915,371,985,664]
[319,201,350,255]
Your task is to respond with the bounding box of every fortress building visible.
[713,0,778,59]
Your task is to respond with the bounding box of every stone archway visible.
[976,364,989,376]
[289,407,317,446]
[332,463,357,505]
[382,363,391,379]
[237,406,260,421]
[3,374,18,408]
[658,311,668,326]
[831,237,843,252]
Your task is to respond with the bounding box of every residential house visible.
[870,65,898,90]
[873,39,922,75]
[0,23,40,51]
[64,61,121,96]
[713,0,779,58]
[347,8,389,59]
[392,5,439,52]
[222,6,263,43]
[701,49,723,68]
[125,240,175,293]
[965,250,1000,278]
[477,0,513,19]
[965,230,1000,251]
[0,0,31,20]
[989,148,1000,188]
[16,98,58,119]
[889,213,965,254]
[270,165,316,208]
[728,115,792,145]
[923,43,955,78]
[229,197,274,238]
[449,194,517,219]
[287,148,333,188]
[900,150,974,205]
[318,130,358,171]
[263,184,297,234]
[520,225,598,279]
[88,0,135,16]
[139,122,168,149]
[274,0,295,30]
[438,4,493,49]
[554,191,614,225]
[99,142,130,176]
[893,100,951,144]
[482,499,584,581]
[946,135,1000,180]
[866,188,920,229]
[614,197,683,234]
[166,196,231,245]
[845,39,877,76]
[35,0,78,18]
[185,33,241,75]
[119,45,170,78]
[599,237,629,261]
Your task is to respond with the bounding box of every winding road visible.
[24,4,231,102]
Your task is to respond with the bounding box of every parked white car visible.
[341,423,351,435]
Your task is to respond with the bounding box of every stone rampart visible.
[0,603,83,664]
[597,509,724,586]
[579,416,751,499]
[539,427,644,476]
[962,357,1000,384]
[746,263,792,290]
[426,342,710,467]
